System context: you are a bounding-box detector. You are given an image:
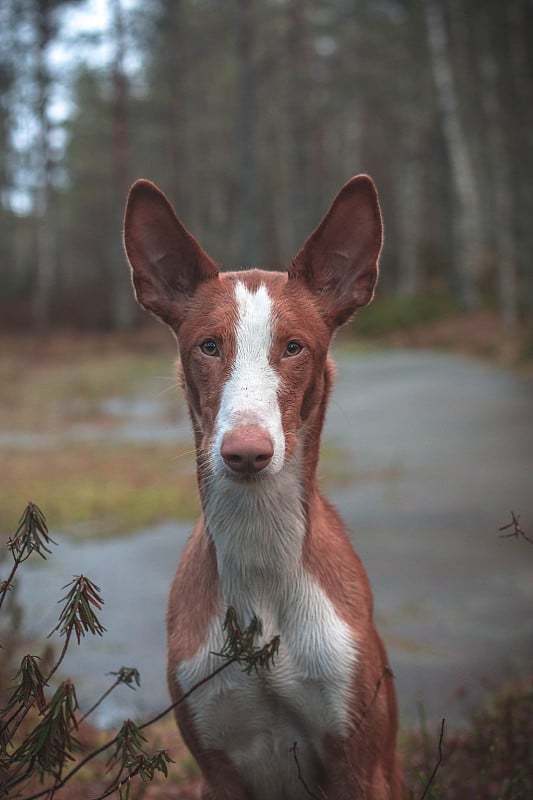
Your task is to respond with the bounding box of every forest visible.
[0,0,532,331]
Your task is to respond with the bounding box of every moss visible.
[354,294,460,338]
[1,443,199,538]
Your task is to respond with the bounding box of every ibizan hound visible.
[124,175,403,799]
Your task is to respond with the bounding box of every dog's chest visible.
[175,565,358,797]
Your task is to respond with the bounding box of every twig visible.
[17,659,236,800]
[351,664,394,735]
[419,718,445,800]
[0,503,55,613]
[499,511,532,544]
[78,668,140,727]
[290,742,322,800]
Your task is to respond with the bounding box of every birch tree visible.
[423,0,483,310]
[109,0,135,328]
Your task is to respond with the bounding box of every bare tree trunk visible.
[423,0,483,310]
[475,10,517,327]
[32,0,55,330]
[396,124,424,298]
[109,0,135,328]
[160,0,186,214]
[507,0,533,313]
[236,0,260,265]
[286,0,311,250]
[396,4,425,300]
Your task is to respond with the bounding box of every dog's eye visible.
[284,341,303,357]
[200,339,220,357]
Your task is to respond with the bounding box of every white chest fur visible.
[175,469,358,798]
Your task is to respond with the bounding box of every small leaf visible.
[50,575,106,643]
[7,502,56,562]
[211,607,280,674]
[109,666,141,690]
[3,654,48,715]
[12,680,80,779]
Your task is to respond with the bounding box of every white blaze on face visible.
[212,282,285,474]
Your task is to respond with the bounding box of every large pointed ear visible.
[123,179,219,326]
[288,175,382,329]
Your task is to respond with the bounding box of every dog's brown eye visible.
[284,341,302,357]
[200,339,219,357]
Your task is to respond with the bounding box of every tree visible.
[423,0,483,310]
[236,0,260,265]
[1,0,533,328]
[474,4,517,326]
[108,0,136,329]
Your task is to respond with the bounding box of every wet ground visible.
[15,349,533,730]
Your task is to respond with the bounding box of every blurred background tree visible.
[0,0,531,330]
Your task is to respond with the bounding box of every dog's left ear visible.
[288,175,382,329]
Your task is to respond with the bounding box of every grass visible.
[0,330,200,537]
[403,678,533,799]
[0,332,180,431]
[8,675,530,799]
[1,442,199,538]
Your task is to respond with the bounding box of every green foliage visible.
[11,679,80,781]
[3,655,48,718]
[354,294,460,338]
[107,720,174,798]
[212,606,281,675]
[50,575,106,644]
[0,502,172,799]
[6,503,55,566]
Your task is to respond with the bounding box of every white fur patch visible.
[176,280,359,795]
[211,282,285,475]
[176,460,358,798]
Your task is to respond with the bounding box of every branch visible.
[499,511,532,544]
[15,659,236,800]
[0,503,55,613]
[419,718,445,800]
[78,668,141,727]
[289,742,323,800]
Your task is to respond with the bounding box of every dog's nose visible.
[221,427,274,475]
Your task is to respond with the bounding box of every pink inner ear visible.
[289,175,382,327]
[125,183,179,267]
[124,180,218,325]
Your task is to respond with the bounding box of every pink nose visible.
[221,427,274,475]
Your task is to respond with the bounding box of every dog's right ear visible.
[124,180,219,326]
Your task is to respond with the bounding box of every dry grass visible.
[403,677,533,799]
[0,330,201,537]
[1,442,199,537]
[8,679,531,799]
[0,329,179,431]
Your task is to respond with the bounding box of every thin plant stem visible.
[419,718,446,800]
[16,659,237,800]
[77,678,121,728]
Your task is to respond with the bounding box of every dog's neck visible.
[202,455,306,607]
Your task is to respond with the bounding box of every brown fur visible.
[124,175,404,799]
